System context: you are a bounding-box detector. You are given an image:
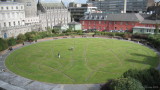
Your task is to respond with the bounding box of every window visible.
[16,6,18,9]
[115,27,117,30]
[13,21,15,26]
[120,22,123,25]
[104,21,107,24]
[1,7,3,10]
[26,2,31,6]
[9,22,11,26]
[82,21,84,25]
[6,7,8,10]
[126,22,129,25]
[18,21,20,25]
[11,7,13,9]
[4,22,6,27]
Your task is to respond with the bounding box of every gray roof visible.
[141,19,160,24]
[81,13,160,24]
[54,23,66,27]
[40,2,66,8]
[107,13,144,22]
[80,13,144,22]
[0,1,23,5]
[68,21,81,25]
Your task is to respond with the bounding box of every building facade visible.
[14,0,39,25]
[80,13,159,32]
[133,26,156,34]
[0,0,40,38]
[87,0,155,13]
[0,1,27,38]
[68,2,97,22]
[68,21,82,31]
[37,1,71,31]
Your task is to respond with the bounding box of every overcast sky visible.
[41,0,160,6]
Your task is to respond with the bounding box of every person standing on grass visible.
[58,52,60,58]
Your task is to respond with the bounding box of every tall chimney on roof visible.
[124,0,127,13]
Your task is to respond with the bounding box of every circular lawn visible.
[5,38,159,84]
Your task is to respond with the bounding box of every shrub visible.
[123,68,160,90]
[101,78,144,90]
[0,38,8,51]
[25,32,36,41]
[7,37,16,46]
[17,34,26,43]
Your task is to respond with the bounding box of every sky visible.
[41,0,160,6]
[41,0,87,4]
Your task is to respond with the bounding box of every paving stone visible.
[51,85,63,90]
[0,72,16,82]
[0,80,8,87]
[1,83,25,90]
[24,81,55,90]
[8,76,32,88]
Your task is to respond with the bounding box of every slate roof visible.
[80,13,144,22]
[68,21,81,25]
[81,13,160,24]
[37,1,66,13]
[40,1,66,9]
[54,23,66,27]
[0,1,23,5]
[141,19,160,24]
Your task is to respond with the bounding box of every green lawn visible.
[5,38,159,84]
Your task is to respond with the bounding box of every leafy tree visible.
[123,68,160,90]
[25,32,36,41]
[7,37,16,46]
[17,34,26,43]
[0,38,8,51]
[52,29,60,34]
[155,24,159,34]
[101,78,144,90]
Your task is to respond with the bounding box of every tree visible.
[52,29,60,34]
[17,34,26,43]
[0,38,8,51]
[101,78,144,90]
[25,32,36,41]
[123,68,160,89]
[155,24,159,34]
[7,37,16,46]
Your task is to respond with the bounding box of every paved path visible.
[0,36,160,90]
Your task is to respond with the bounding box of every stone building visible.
[0,1,27,38]
[14,0,39,25]
[80,13,160,32]
[37,1,71,30]
[0,0,40,38]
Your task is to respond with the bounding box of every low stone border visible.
[0,36,160,90]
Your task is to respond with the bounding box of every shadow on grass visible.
[126,53,159,67]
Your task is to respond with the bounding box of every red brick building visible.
[80,13,159,32]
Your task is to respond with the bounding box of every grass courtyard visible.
[5,38,159,84]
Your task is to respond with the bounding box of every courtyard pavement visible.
[0,36,160,90]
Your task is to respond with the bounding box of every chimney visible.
[124,0,127,13]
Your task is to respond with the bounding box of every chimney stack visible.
[124,0,127,13]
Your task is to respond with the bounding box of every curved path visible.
[0,36,159,90]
